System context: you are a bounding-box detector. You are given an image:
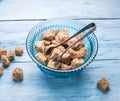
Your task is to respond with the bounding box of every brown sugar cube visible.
[0,48,7,59]
[62,53,71,60]
[0,65,3,77]
[47,60,60,69]
[15,46,23,56]
[8,50,15,61]
[50,48,62,59]
[61,53,72,65]
[12,67,23,81]
[71,58,84,68]
[72,42,85,51]
[97,77,110,91]
[60,28,69,35]
[57,46,65,52]
[55,28,69,43]
[51,40,59,45]
[60,63,71,70]
[35,41,44,53]
[67,48,79,59]
[42,32,54,41]
[50,29,59,36]
[79,47,87,58]
[42,40,51,46]
[55,32,69,43]
[36,52,47,62]
[1,55,10,67]
[55,29,69,43]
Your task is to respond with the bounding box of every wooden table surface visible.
[0,0,120,101]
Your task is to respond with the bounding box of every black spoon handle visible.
[61,23,96,56]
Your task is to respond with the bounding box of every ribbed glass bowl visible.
[26,18,98,77]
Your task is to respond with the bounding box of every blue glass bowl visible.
[26,18,98,77]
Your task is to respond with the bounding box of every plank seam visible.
[0,18,120,22]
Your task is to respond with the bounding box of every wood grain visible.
[0,0,120,20]
[0,60,120,101]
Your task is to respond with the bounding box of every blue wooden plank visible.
[0,0,120,20]
[0,60,120,101]
[0,20,120,60]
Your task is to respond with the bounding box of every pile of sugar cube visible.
[0,46,23,81]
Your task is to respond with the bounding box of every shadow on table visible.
[42,69,89,83]
[38,69,93,95]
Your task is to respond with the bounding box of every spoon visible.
[46,23,96,62]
